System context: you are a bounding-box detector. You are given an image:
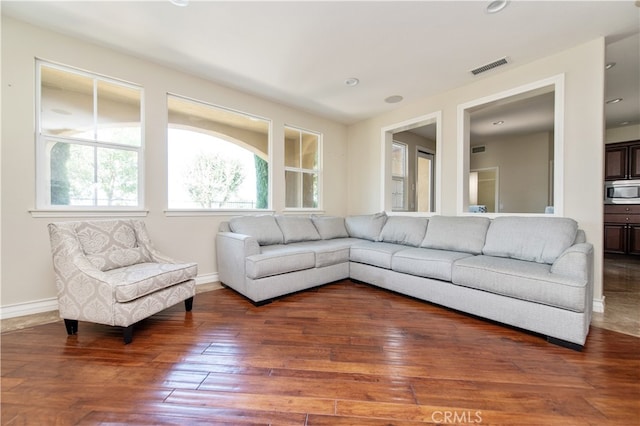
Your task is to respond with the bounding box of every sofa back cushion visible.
[75,220,152,271]
[275,215,321,243]
[229,215,284,246]
[421,216,490,254]
[345,212,387,241]
[482,216,578,264]
[311,215,349,240]
[379,216,429,247]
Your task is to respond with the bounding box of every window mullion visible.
[37,61,142,209]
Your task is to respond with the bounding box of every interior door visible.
[416,149,434,212]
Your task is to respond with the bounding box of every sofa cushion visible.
[229,215,284,246]
[285,239,360,268]
[452,255,587,312]
[310,215,349,240]
[275,215,321,243]
[345,212,387,241]
[246,249,315,279]
[421,216,490,254]
[350,241,406,269]
[107,262,198,303]
[379,216,428,247]
[483,217,578,264]
[391,248,473,282]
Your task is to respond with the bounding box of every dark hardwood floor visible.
[2,280,639,425]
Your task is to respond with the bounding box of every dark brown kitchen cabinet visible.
[604,204,640,255]
[605,140,640,181]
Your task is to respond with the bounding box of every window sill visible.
[282,208,325,214]
[164,209,275,217]
[29,209,149,218]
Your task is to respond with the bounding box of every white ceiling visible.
[3,1,639,127]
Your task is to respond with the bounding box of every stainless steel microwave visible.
[604,180,640,204]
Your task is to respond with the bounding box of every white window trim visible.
[34,60,145,213]
[283,125,323,211]
[165,93,273,212]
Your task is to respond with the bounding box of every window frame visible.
[165,93,273,214]
[34,60,145,214]
[284,125,323,211]
[391,141,408,211]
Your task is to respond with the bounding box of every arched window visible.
[167,95,270,210]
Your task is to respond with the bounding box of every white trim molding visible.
[0,297,59,320]
[30,209,149,218]
[593,296,605,313]
[457,74,565,216]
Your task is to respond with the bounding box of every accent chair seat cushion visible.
[107,262,198,303]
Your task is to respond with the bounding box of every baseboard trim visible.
[196,272,219,286]
[1,273,221,320]
[593,296,605,313]
[0,297,59,320]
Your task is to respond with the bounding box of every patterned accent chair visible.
[48,219,197,344]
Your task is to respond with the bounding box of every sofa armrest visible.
[550,243,593,282]
[216,232,260,293]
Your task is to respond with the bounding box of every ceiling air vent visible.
[471,145,486,154]
[470,57,509,75]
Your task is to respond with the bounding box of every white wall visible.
[0,17,348,316]
[471,132,551,213]
[347,39,606,309]
[606,124,640,143]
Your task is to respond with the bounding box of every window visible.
[36,61,142,208]
[284,126,321,209]
[167,95,270,210]
[391,141,407,210]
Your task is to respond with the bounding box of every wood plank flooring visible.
[2,280,639,425]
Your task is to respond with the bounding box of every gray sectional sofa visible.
[216,213,593,349]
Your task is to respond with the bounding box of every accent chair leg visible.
[64,319,78,335]
[185,296,194,312]
[123,325,134,344]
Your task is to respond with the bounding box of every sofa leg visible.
[547,336,583,351]
[64,319,78,335]
[123,325,134,344]
[185,296,194,312]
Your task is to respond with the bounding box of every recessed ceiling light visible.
[486,0,509,14]
[384,95,403,104]
[605,98,623,104]
[619,121,630,126]
[492,120,505,125]
[170,0,189,6]
[605,62,616,70]
[345,78,359,87]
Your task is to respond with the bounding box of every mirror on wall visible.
[458,75,564,215]
[382,113,440,213]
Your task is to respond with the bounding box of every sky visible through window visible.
[168,128,258,209]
